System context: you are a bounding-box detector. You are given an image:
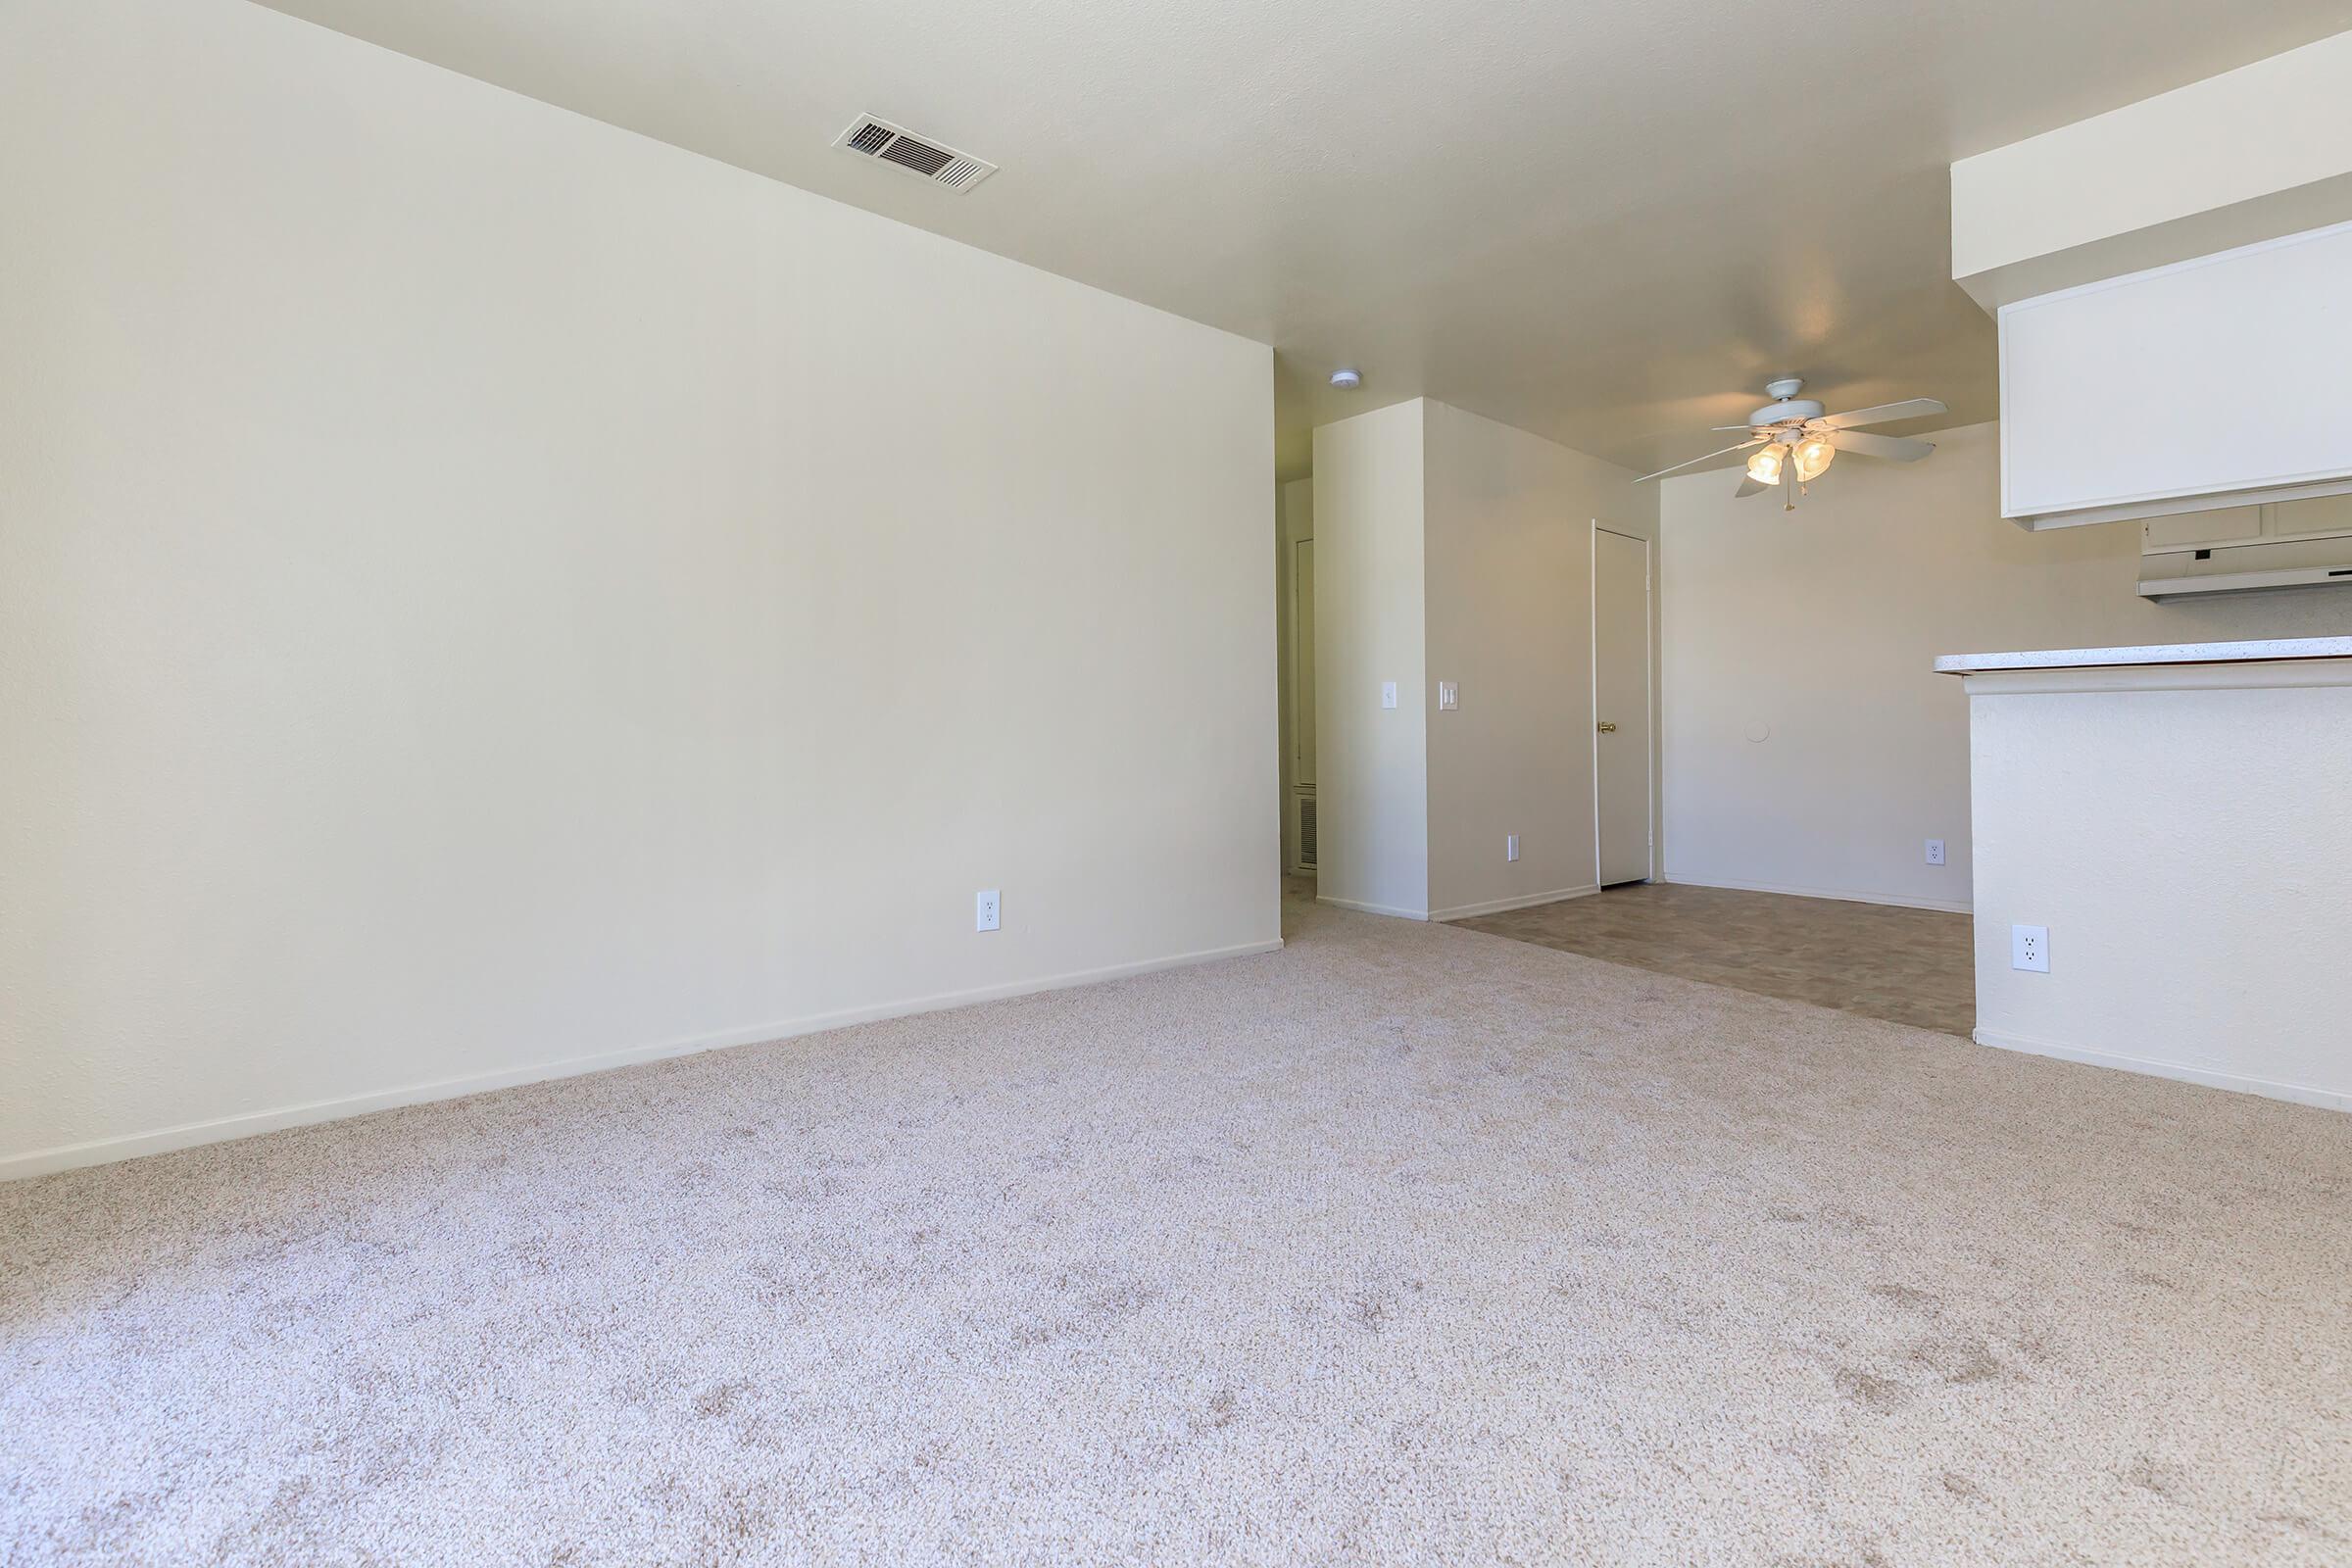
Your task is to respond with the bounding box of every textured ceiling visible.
[260,0,2352,479]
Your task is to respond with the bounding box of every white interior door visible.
[1592,527,1652,887]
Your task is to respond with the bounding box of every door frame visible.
[1589,522,1655,886]
[1286,534,1315,874]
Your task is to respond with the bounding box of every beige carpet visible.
[4,895,2347,1566]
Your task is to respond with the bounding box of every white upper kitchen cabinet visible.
[1999,220,2352,530]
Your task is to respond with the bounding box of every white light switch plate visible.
[1381,681,1398,710]
[1925,838,1946,866]
[1438,680,1458,710]
[1505,834,1520,862]
[976,890,1001,932]
[2011,924,2048,972]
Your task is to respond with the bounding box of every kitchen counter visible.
[1934,636,2352,674]
[1942,634,2352,1111]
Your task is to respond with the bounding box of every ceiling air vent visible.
[833,116,997,191]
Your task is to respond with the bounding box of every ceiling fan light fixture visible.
[1634,379,1946,501]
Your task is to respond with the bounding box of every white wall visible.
[0,0,1276,1177]
[1661,422,2350,911]
[1310,398,1655,920]
[1967,662,2352,1110]
[1310,402,1429,919]
[1423,402,1656,918]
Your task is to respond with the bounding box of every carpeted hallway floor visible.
[4,894,2348,1567]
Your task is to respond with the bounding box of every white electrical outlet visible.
[2011,924,2048,972]
[1438,680,1458,710]
[976,889,1001,932]
[1505,833,1520,862]
[1925,838,1946,866]
[1381,681,1398,710]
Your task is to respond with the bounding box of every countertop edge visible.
[1935,637,2352,674]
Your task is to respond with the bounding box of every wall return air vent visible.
[833,116,997,191]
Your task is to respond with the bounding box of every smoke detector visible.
[1330,368,1363,390]
[833,115,997,191]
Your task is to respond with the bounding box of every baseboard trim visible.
[1971,1027,2350,1113]
[0,936,1287,1182]
[1314,895,1430,921]
[1431,885,1601,921]
[1663,874,1973,915]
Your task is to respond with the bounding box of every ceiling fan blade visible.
[1735,475,1767,498]
[1834,429,1936,462]
[1815,397,1948,430]
[1634,436,1765,484]
[1710,424,1761,432]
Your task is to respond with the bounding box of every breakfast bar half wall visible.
[1940,638,2352,1109]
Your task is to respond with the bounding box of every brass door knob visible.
[1596,720,1618,733]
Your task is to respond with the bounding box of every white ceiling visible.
[261,0,2350,480]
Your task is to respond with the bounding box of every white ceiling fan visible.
[1635,377,1947,509]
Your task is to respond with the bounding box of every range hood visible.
[2137,496,2352,601]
